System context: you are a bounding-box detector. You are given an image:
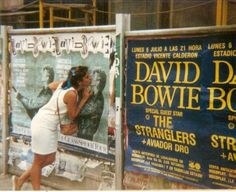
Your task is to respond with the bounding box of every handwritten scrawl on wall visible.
[10,33,112,58]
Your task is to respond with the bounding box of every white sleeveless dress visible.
[31,83,76,155]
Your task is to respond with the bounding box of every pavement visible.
[0,156,55,191]
[0,174,56,191]
[0,174,16,191]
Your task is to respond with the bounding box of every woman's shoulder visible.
[63,89,78,103]
[64,88,78,97]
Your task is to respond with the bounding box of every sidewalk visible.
[0,174,55,191]
[0,174,15,191]
[0,156,55,191]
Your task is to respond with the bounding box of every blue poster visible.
[125,33,236,189]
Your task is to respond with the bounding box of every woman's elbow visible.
[48,80,63,91]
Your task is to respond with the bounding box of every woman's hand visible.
[77,88,93,113]
[65,88,92,120]
[82,88,92,101]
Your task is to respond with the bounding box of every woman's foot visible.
[12,175,21,191]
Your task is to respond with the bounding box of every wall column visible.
[115,14,130,190]
[1,25,10,175]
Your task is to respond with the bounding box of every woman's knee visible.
[47,155,55,164]
[33,153,55,168]
[44,153,56,166]
[33,154,47,167]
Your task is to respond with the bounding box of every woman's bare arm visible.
[48,80,64,91]
[64,89,92,120]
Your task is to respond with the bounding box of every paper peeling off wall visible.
[7,138,115,190]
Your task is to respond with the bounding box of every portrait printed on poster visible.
[77,69,107,141]
[13,66,54,119]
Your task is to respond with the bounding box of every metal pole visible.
[9,25,116,35]
[49,6,54,28]
[156,0,162,29]
[222,0,228,25]
[108,0,112,25]
[169,0,174,28]
[216,0,223,25]
[115,14,130,190]
[1,26,10,175]
[39,0,44,28]
[125,24,236,37]
[92,0,96,25]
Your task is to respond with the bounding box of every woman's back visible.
[34,84,76,131]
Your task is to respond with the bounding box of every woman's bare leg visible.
[43,152,56,167]
[31,152,56,190]
[13,152,56,190]
[14,167,32,190]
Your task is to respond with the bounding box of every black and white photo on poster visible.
[55,152,87,182]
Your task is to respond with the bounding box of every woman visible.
[12,66,92,190]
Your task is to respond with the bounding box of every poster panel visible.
[10,32,115,158]
[125,33,236,188]
[0,35,2,136]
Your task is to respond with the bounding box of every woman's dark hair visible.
[62,66,88,89]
